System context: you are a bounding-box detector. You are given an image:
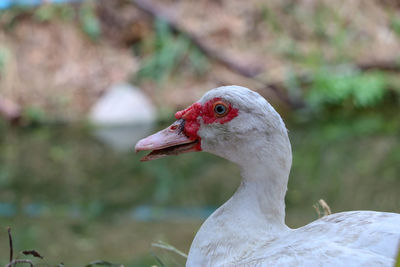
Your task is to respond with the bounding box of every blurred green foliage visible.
[391,15,400,37]
[258,1,400,113]
[79,1,101,41]
[33,3,75,22]
[0,2,100,41]
[22,106,48,125]
[135,19,208,83]
[34,1,101,40]
[307,69,387,108]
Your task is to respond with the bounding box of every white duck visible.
[135,85,400,267]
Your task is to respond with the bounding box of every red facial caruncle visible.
[135,97,239,161]
[175,98,239,150]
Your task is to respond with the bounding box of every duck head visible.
[135,85,291,171]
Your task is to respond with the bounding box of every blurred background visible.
[0,0,400,266]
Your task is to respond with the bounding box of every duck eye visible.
[213,102,229,117]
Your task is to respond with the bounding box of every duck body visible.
[188,210,400,266]
[135,85,400,267]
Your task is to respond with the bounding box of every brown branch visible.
[131,0,301,107]
[358,60,400,72]
[131,0,263,78]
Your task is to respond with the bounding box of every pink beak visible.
[135,119,199,161]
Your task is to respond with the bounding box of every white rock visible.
[89,83,156,152]
[89,83,156,126]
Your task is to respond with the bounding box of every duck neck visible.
[187,96,295,265]
[236,161,289,228]
[229,130,292,228]
[187,134,292,266]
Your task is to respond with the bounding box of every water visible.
[0,115,399,266]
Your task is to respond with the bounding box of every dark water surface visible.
[0,115,399,266]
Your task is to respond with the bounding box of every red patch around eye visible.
[174,98,239,151]
[202,98,238,124]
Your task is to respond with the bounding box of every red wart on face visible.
[175,102,202,142]
[175,98,239,141]
[136,97,239,161]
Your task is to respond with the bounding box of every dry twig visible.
[7,227,13,263]
[5,228,43,267]
[152,240,188,259]
[5,259,34,267]
[313,199,332,218]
